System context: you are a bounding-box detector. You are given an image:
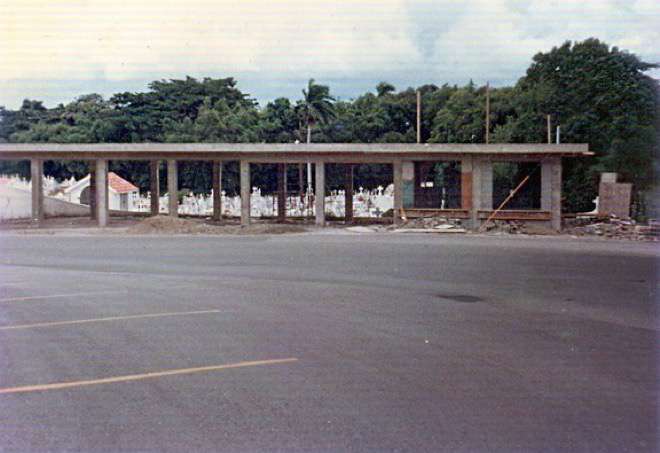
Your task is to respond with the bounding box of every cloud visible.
[0,0,657,108]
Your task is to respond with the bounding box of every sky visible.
[1,0,658,109]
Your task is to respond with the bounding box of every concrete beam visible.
[315,162,325,226]
[277,163,287,222]
[95,159,108,227]
[212,161,222,221]
[393,160,403,225]
[344,164,354,223]
[167,159,178,217]
[30,158,44,223]
[240,160,251,226]
[150,160,160,216]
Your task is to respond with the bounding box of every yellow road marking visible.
[0,309,222,331]
[0,358,298,394]
[0,290,120,303]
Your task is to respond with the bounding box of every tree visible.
[296,79,336,202]
[298,79,336,144]
[508,39,659,212]
[376,82,395,97]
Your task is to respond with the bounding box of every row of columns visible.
[29,157,562,230]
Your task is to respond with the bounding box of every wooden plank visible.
[477,210,551,221]
[404,209,470,219]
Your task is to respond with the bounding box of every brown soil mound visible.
[127,216,308,235]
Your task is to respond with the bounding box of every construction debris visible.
[480,220,557,236]
[564,216,658,241]
[387,216,465,231]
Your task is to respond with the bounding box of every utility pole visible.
[306,124,312,218]
[416,90,421,144]
[547,115,552,144]
[485,82,490,144]
[556,125,561,144]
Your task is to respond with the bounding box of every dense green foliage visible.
[1,39,657,212]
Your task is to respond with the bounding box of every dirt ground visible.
[127,216,309,235]
[1,214,656,241]
[0,215,310,235]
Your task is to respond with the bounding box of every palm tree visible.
[299,79,336,144]
[297,79,336,213]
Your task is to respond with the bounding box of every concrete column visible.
[344,164,354,223]
[471,157,493,230]
[212,161,222,221]
[240,160,251,226]
[550,158,562,231]
[461,156,473,210]
[277,163,287,222]
[471,157,483,228]
[315,162,325,226]
[89,165,96,219]
[95,159,108,227]
[167,160,178,217]
[30,158,44,223]
[393,160,403,225]
[541,158,553,211]
[149,160,160,216]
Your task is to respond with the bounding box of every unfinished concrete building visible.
[0,143,591,230]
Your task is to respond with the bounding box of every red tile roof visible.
[108,172,138,193]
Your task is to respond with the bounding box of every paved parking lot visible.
[0,233,656,452]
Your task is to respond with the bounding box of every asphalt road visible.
[0,232,657,452]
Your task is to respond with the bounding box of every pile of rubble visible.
[480,220,556,235]
[386,216,467,233]
[565,216,658,241]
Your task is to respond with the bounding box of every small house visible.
[64,172,139,211]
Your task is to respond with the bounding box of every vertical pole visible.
[315,162,325,226]
[416,90,421,144]
[344,164,354,223]
[240,160,251,226]
[95,159,108,227]
[547,115,552,144]
[277,163,287,222]
[167,159,178,217]
[212,161,222,221]
[485,82,490,144]
[393,160,403,225]
[30,158,44,223]
[149,160,160,216]
[89,164,96,219]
